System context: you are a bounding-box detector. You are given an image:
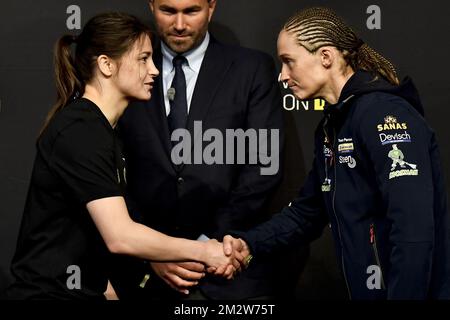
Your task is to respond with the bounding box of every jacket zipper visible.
[324,120,352,299]
[369,223,386,289]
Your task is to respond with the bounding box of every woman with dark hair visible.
[226,7,450,300]
[5,12,239,300]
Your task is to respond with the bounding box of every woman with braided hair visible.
[226,7,450,299]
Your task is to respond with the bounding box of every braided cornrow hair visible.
[283,7,399,85]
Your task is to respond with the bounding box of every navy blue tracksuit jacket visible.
[238,70,450,299]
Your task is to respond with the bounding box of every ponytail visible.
[354,43,400,86]
[40,35,81,136]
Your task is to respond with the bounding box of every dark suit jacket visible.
[115,37,284,299]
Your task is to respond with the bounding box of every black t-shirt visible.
[7,98,127,300]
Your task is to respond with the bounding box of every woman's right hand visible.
[202,239,241,279]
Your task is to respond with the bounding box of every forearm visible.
[112,220,205,263]
[231,167,327,255]
[87,196,206,264]
[234,203,327,257]
[118,225,234,276]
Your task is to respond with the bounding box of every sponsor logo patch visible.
[379,131,411,145]
[388,144,419,179]
[323,145,333,158]
[339,155,357,168]
[338,137,353,143]
[338,143,354,153]
[377,115,408,132]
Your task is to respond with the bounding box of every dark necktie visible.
[168,55,188,134]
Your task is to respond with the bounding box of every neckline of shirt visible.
[77,97,116,132]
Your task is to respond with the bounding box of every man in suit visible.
[115,0,284,299]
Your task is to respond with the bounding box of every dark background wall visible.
[1,0,449,298]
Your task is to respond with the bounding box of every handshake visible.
[151,235,252,295]
[202,235,252,278]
